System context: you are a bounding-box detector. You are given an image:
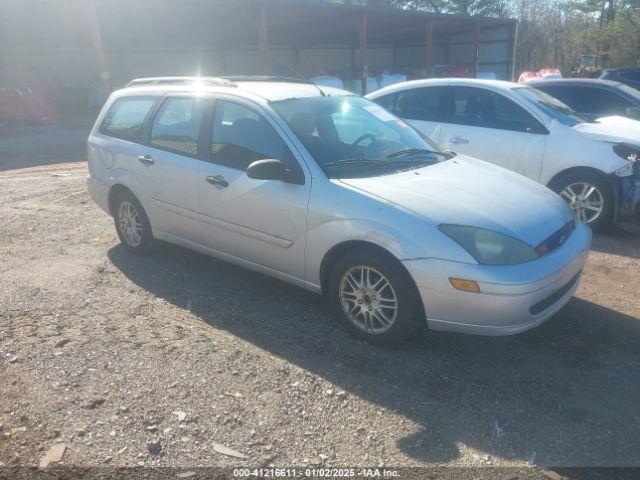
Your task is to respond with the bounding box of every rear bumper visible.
[86,176,111,216]
[403,222,592,336]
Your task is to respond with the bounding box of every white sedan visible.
[367,78,640,228]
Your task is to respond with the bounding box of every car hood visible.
[573,115,640,144]
[338,155,574,247]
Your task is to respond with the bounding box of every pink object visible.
[518,71,541,84]
[538,68,562,79]
[0,74,59,125]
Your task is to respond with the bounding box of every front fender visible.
[304,218,473,289]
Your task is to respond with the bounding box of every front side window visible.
[211,101,289,171]
[149,97,207,156]
[272,95,448,179]
[100,97,155,141]
[449,86,536,132]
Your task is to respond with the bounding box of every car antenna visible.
[312,82,326,97]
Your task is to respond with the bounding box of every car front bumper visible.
[402,222,592,335]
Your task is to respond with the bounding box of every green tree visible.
[388,0,508,16]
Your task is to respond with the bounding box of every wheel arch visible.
[319,240,415,297]
[107,184,141,217]
[546,166,614,191]
[546,165,620,223]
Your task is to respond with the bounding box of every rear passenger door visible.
[197,97,310,282]
[374,87,448,144]
[439,86,547,180]
[137,94,208,244]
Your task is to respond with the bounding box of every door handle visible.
[205,175,229,188]
[449,137,469,144]
[137,154,155,166]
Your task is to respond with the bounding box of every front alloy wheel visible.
[328,247,423,345]
[550,172,614,230]
[559,182,604,224]
[339,266,398,334]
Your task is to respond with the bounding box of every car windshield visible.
[271,95,451,178]
[513,86,590,126]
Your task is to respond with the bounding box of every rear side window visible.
[100,98,155,141]
[373,93,397,111]
[211,101,289,171]
[149,97,207,156]
[377,87,448,122]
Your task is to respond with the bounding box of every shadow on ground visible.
[108,242,640,466]
[591,228,640,260]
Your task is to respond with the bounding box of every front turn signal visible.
[449,278,481,293]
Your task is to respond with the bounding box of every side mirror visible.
[247,158,290,182]
[626,107,640,121]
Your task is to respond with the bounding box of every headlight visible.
[439,225,538,265]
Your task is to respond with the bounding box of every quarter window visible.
[149,97,206,156]
[100,98,155,141]
[211,101,289,171]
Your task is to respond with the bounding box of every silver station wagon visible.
[87,77,591,345]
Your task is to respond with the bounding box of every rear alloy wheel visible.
[550,172,614,229]
[113,191,154,253]
[117,201,143,247]
[328,248,423,345]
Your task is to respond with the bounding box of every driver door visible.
[197,98,310,282]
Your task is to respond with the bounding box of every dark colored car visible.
[528,78,640,121]
[600,67,640,90]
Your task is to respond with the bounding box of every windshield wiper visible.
[323,158,394,167]
[386,148,445,159]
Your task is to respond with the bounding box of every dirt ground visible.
[1,160,639,472]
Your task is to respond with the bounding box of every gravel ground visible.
[1,162,639,473]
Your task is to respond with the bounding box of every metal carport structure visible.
[1,0,517,110]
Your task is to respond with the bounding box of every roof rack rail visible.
[221,75,310,84]
[125,77,236,88]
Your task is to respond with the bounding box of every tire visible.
[113,190,154,253]
[327,247,424,346]
[549,171,614,230]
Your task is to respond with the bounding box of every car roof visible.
[528,78,623,88]
[120,77,354,102]
[367,77,521,98]
[602,67,640,73]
